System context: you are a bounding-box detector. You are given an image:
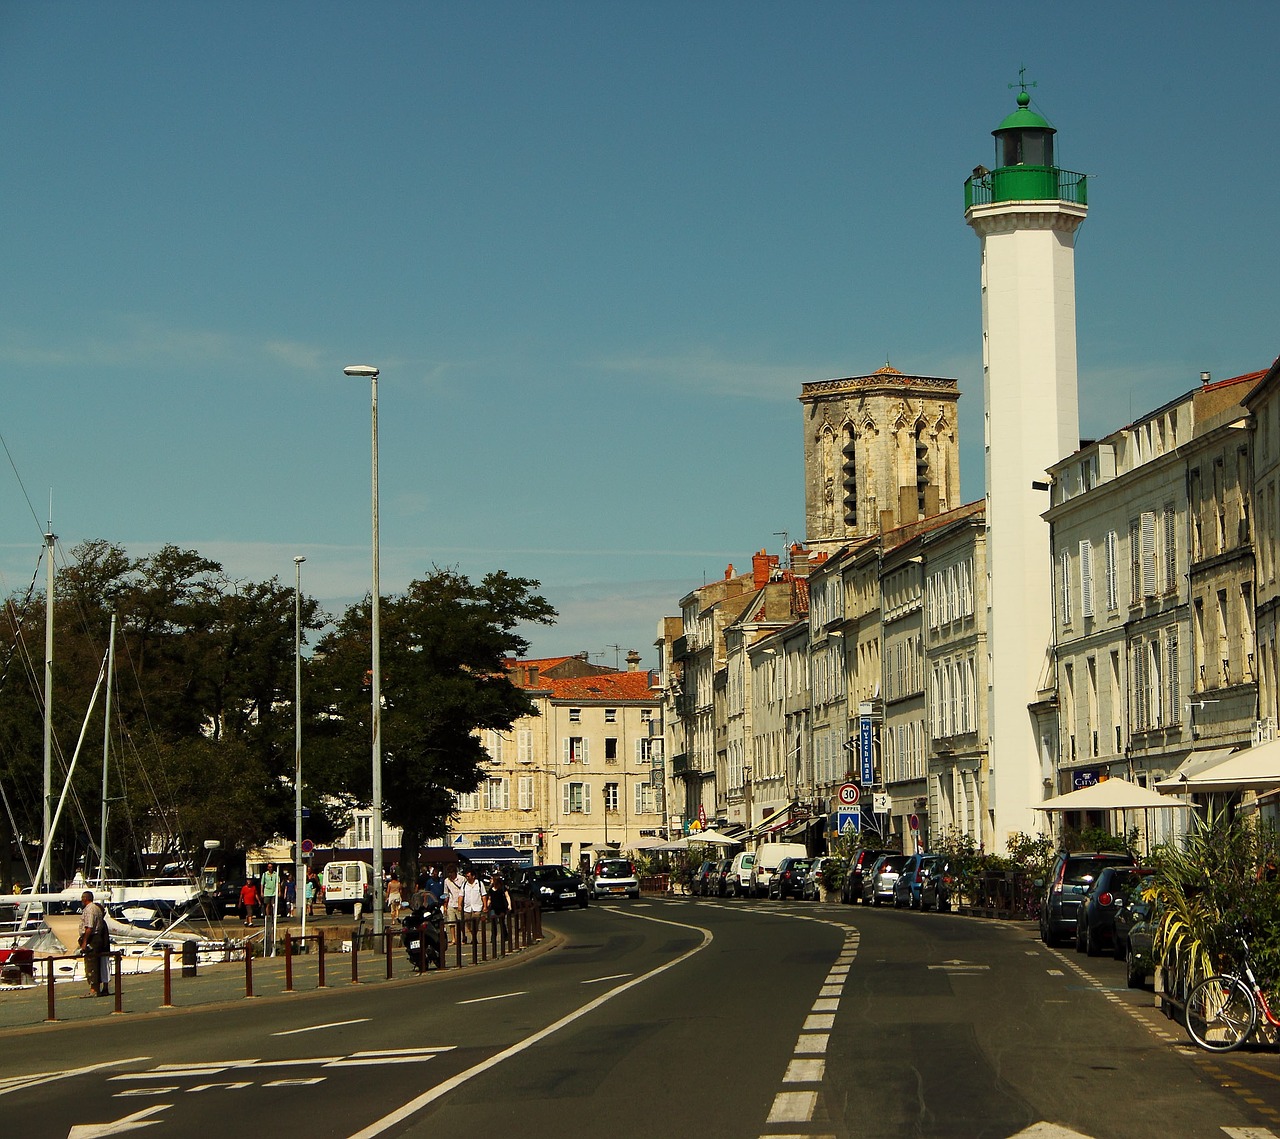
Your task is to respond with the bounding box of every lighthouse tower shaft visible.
[965,92,1087,842]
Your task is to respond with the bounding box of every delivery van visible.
[322,860,374,915]
[749,843,808,897]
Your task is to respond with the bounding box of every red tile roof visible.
[537,672,657,701]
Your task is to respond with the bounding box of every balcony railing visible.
[965,167,1087,211]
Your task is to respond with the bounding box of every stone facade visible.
[800,365,961,553]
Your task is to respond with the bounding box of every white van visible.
[749,843,808,897]
[322,861,374,915]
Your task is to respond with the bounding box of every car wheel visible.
[1113,935,1127,962]
[580,897,589,909]
[1075,924,1087,952]
[872,894,882,906]
[1085,925,1101,957]
[1125,948,1145,989]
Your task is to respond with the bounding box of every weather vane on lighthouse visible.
[1009,66,1037,98]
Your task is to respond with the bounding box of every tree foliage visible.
[0,541,326,886]
[309,567,555,883]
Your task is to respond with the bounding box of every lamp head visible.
[294,555,307,565]
[343,364,379,378]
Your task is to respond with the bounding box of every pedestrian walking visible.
[305,871,317,917]
[78,890,110,996]
[239,878,260,926]
[461,868,488,945]
[443,866,465,943]
[387,872,403,924]
[260,863,279,922]
[488,871,512,946]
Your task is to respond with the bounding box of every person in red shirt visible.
[239,878,260,926]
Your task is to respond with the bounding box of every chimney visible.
[725,563,735,580]
[790,544,810,577]
[753,550,772,589]
[626,649,642,672]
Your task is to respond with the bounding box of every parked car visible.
[842,848,896,904]
[1038,850,1136,946]
[802,857,837,900]
[693,860,720,896]
[862,853,909,905]
[590,858,640,900]
[1113,875,1160,988]
[892,854,939,909]
[510,864,589,910]
[770,856,814,899]
[749,842,808,898]
[728,851,756,897]
[1075,865,1147,956]
[714,858,735,897]
[919,858,957,912]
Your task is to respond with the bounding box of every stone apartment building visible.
[452,655,663,870]
[1045,370,1266,845]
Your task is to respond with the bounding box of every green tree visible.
[310,567,555,884]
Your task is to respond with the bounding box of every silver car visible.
[861,853,908,906]
[591,858,640,900]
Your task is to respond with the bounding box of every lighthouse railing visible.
[965,167,1087,210]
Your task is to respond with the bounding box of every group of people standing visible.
[237,863,317,926]
[404,865,513,944]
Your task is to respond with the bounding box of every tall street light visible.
[293,555,306,941]
[343,364,384,937]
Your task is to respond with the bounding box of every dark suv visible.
[1038,850,1136,946]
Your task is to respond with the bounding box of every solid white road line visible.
[346,907,714,1139]
[273,1018,370,1036]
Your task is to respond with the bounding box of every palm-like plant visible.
[1148,807,1280,997]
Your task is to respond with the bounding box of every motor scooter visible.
[401,897,446,971]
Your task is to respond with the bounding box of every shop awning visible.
[1155,741,1280,795]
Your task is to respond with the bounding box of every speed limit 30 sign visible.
[837,782,861,807]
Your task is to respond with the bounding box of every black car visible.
[714,858,735,897]
[1075,866,1146,956]
[693,860,720,896]
[509,864,589,910]
[1038,850,1136,946]
[842,848,896,904]
[770,857,814,900]
[1112,873,1159,987]
[919,859,957,912]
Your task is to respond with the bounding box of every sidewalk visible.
[0,916,555,1034]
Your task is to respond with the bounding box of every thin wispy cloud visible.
[595,347,830,401]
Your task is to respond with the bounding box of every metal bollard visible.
[385,929,393,980]
[45,957,57,1022]
[162,947,173,1008]
[351,933,360,984]
[112,953,122,1014]
[284,932,293,992]
[182,938,198,978]
[244,942,255,998]
[317,931,326,988]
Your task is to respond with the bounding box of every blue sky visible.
[0,3,1275,669]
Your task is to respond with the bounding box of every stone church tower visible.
[800,364,961,553]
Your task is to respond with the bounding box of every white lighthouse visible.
[965,84,1088,841]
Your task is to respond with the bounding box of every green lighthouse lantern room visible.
[965,83,1087,210]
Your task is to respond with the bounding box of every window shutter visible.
[1163,506,1177,592]
[582,783,592,814]
[562,737,570,765]
[562,782,571,814]
[1166,632,1180,725]
[1141,511,1157,597]
[1061,551,1072,622]
[1105,531,1119,610]
[581,737,590,766]
[1080,540,1094,618]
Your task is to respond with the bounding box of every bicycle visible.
[1184,926,1280,1052]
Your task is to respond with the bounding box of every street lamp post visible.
[294,555,306,941]
[344,364,384,937]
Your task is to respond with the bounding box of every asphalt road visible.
[4,897,1280,1138]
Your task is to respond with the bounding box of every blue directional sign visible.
[859,716,874,785]
[837,810,860,834]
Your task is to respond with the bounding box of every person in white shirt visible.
[461,868,488,944]
[443,866,465,943]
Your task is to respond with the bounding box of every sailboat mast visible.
[99,612,116,885]
[41,526,54,893]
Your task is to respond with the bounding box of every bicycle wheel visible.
[1185,974,1256,1051]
